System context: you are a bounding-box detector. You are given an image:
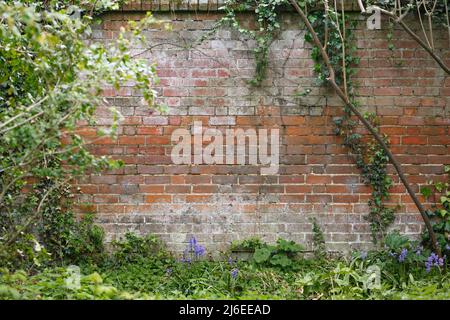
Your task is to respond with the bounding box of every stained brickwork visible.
[75,4,450,253]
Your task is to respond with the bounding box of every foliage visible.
[252,238,304,270]
[354,120,397,242]
[0,233,52,272]
[420,165,450,253]
[0,1,160,268]
[0,267,148,300]
[218,0,290,86]
[32,180,105,266]
[303,3,397,242]
[230,237,264,251]
[310,217,326,259]
[110,232,171,265]
[1,233,449,300]
[8,0,124,12]
[352,230,447,286]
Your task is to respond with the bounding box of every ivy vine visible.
[304,2,397,242]
[219,0,286,85]
[215,0,398,242]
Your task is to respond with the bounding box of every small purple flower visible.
[194,244,206,258]
[415,245,423,256]
[189,236,197,250]
[166,268,173,276]
[445,244,450,251]
[228,256,235,266]
[183,236,206,262]
[398,248,408,263]
[231,268,239,279]
[425,253,445,272]
[181,248,192,265]
[389,251,397,258]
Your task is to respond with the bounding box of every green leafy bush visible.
[0,1,161,269]
[230,238,264,251]
[0,267,148,300]
[252,238,304,270]
[420,165,450,252]
[310,217,326,259]
[109,232,170,265]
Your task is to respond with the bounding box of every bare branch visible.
[288,0,442,256]
[367,5,450,75]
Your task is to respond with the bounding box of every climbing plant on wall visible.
[213,0,449,254]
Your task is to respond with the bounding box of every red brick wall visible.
[75,4,450,253]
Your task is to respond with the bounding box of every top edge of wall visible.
[118,0,362,13]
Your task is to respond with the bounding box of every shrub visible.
[110,232,170,265]
[0,267,147,300]
[0,1,160,270]
[252,238,304,270]
[420,165,450,253]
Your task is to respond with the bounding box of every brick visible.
[402,136,428,145]
[209,116,236,125]
[137,127,163,135]
[118,136,145,145]
[306,175,332,184]
[145,195,172,203]
[143,116,169,125]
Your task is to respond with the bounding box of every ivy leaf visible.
[420,187,432,199]
[439,209,448,218]
[445,221,450,232]
[304,33,312,43]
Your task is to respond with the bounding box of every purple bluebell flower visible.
[182,236,206,263]
[194,244,206,258]
[398,248,408,262]
[415,245,423,256]
[445,244,450,251]
[189,236,197,250]
[181,249,192,265]
[425,253,445,272]
[231,268,239,279]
